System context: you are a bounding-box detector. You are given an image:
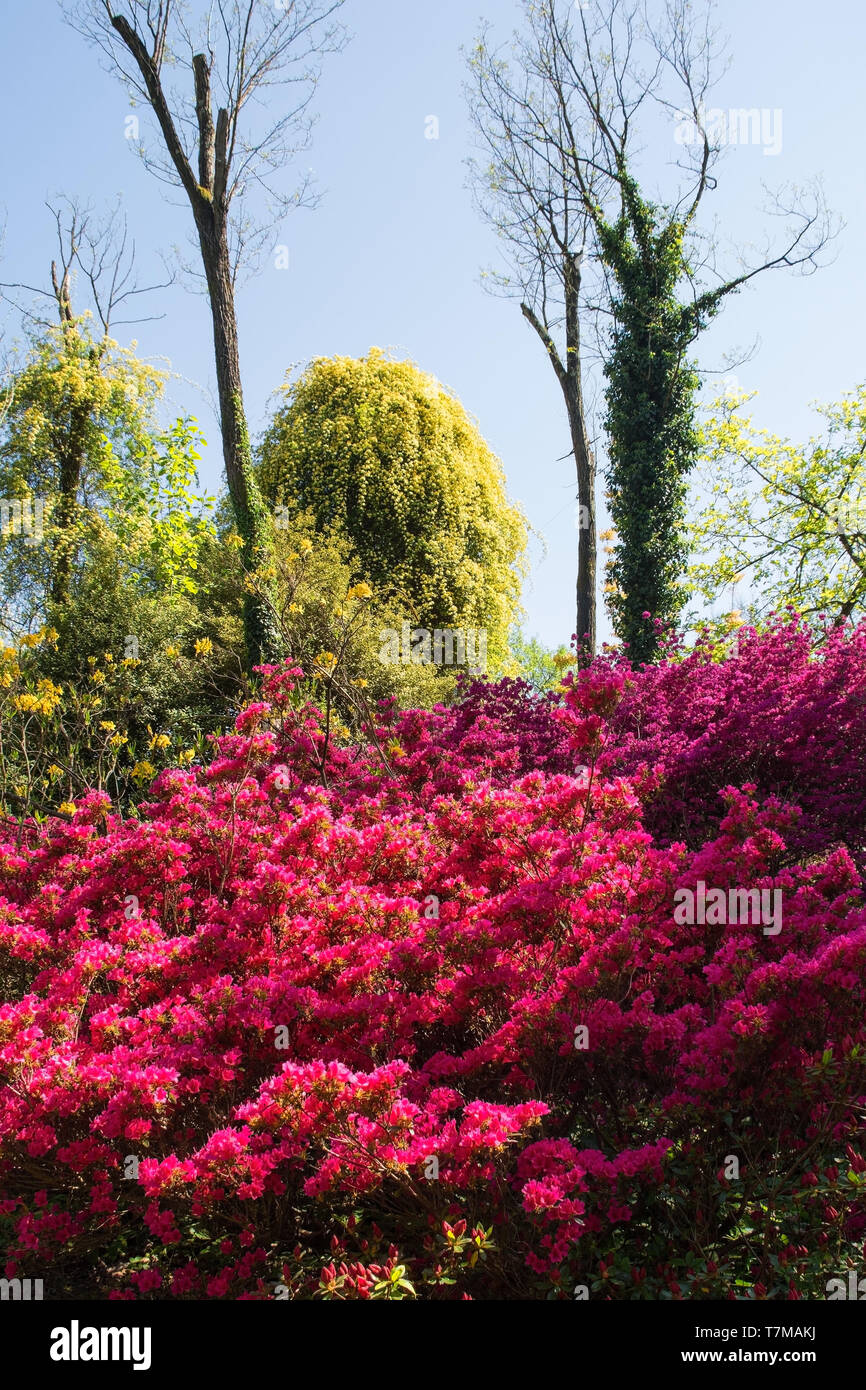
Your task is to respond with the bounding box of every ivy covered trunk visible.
[48,305,105,609]
[603,302,698,665]
[599,178,711,665]
[49,392,91,608]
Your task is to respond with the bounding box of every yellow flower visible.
[19,633,40,649]
[288,603,303,615]
[29,680,63,716]
[20,681,63,717]
[165,645,180,659]
[178,749,196,767]
[313,651,338,676]
[58,801,77,816]
[90,670,106,686]
[121,657,141,668]
[226,532,245,549]
[299,538,313,554]
[352,678,368,689]
[47,764,64,779]
[149,733,171,751]
[347,581,373,601]
[131,761,156,780]
[103,652,114,664]
[109,733,128,748]
[12,694,39,713]
[194,638,213,657]
[385,739,405,759]
[99,721,116,733]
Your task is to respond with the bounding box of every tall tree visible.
[467,24,603,660]
[64,0,348,666]
[468,0,833,663]
[1,196,171,610]
[0,321,212,638]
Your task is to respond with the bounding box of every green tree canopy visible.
[0,317,234,761]
[257,349,527,670]
[688,387,866,625]
[0,317,215,635]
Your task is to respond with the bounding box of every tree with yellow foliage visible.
[258,350,527,671]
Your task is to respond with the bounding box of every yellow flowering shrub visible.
[0,627,201,821]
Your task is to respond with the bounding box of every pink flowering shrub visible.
[1,630,865,1300]
[562,614,866,859]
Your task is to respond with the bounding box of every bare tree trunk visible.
[563,249,595,659]
[523,249,596,661]
[193,207,281,666]
[100,15,285,669]
[565,382,596,661]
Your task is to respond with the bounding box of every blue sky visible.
[1,0,864,649]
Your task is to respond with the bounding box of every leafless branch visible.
[0,194,173,335]
[63,0,349,284]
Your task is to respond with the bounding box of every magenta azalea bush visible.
[570,614,866,858]
[1,618,865,1300]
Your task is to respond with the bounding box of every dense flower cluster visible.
[561,614,866,856]
[0,621,865,1299]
